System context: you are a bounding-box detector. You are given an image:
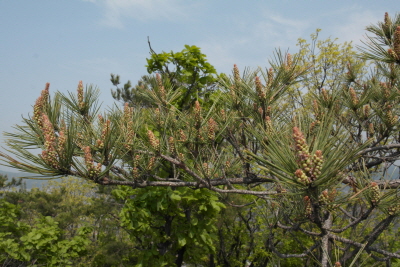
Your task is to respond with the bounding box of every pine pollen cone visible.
[233,64,240,82]
[147,130,160,150]
[77,80,84,108]
[394,26,400,56]
[293,127,309,153]
[156,73,162,88]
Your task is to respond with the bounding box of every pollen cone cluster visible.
[83,146,101,179]
[293,127,324,185]
[41,114,60,169]
[33,83,50,128]
[394,26,400,58]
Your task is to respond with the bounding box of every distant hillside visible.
[0,169,61,189]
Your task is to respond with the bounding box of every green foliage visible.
[2,177,137,266]
[296,29,364,90]
[112,44,218,110]
[146,45,217,85]
[113,186,224,266]
[0,198,91,266]
[5,177,97,232]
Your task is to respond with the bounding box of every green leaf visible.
[169,193,181,201]
[178,236,186,247]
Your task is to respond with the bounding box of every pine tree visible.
[2,13,400,266]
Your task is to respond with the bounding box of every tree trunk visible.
[321,214,332,267]
[175,245,186,267]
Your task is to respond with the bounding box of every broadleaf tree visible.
[2,13,400,266]
[0,176,93,266]
[110,45,225,266]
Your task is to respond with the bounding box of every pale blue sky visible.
[0,0,398,172]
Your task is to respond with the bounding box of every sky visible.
[0,0,398,173]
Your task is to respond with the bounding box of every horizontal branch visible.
[98,177,277,195]
[327,206,375,233]
[226,200,256,208]
[342,175,400,189]
[358,144,400,155]
[269,233,321,258]
[329,234,400,259]
[277,222,321,237]
[355,151,400,171]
